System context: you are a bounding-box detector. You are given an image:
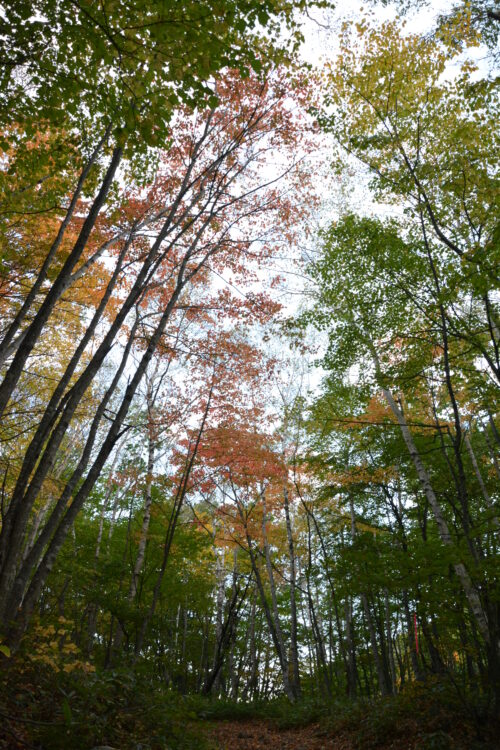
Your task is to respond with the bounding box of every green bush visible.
[0,661,210,750]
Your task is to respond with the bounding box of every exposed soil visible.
[208,719,355,750]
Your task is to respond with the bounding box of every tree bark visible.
[0,127,111,367]
[349,496,390,696]
[0,146,123,420]
[241,498,295,702]
[283,484,301,698]
[369,344,491,645]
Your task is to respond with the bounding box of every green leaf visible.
[62,698,73,726]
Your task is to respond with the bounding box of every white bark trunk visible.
[374,366,490,644]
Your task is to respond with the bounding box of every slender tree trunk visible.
[2,314,139,630]
[362,592,389,695]
[0,147,123,420]
[242,590,258,701]
[464,433,499,529]
[484,429,500,481]
[0,234,132,602]
[385,589,397,693]
[283,484,301,698]
[261,490,295,701]
[211,525,226,695]
[300,493,350,684]
[5,267,189,638]
[308,577,331,697]
[402,591,424,681]
[488,413,500,448]
[87,439,126,654]
[134,381,214,657]
[115,419,156,652]
[130,436,156,599]
[345,596,358,698]
[203,565,248,697]
[242,503,294,701]
[349,496,390,696]
[369,345,491,645]
[0,128,111,368]
[0,129,219,609]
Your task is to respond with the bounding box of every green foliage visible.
[1,0,327,157]
[305,213,424,381]
[324,679,494,749]
[187,683,499,748]
[0,661,211,750]
[193,693,327,727]
[1,2,499,745]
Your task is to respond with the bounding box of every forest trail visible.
[207,720,354,750]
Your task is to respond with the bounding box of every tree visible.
[302,208,500,701]
[0,67,318,642]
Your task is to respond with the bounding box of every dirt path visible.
[208,719,354,750]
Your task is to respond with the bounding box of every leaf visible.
[62,698,73,725]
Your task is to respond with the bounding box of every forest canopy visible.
[0,1,499,749]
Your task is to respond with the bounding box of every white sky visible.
[299,0,456,66]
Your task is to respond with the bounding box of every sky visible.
[299,0,456,65]
[266,0,490,393]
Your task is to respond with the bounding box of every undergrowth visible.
[322,678,497,750]
[193,677,500,749]
[0,658,209,750]
[1,659,499,750]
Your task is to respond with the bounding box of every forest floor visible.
[2,658,500,750]
[207,719,354,750]
[205,717,500,750]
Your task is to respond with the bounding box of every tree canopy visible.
[0,2,499,749]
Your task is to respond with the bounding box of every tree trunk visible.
[242,590,258,701]
[0,128,110,368]
[464,433,499,529]
[114,417,156,652]
[385,589,397,693]
[349,496,390,696]
[211,523,226,695]
[345,596,358,698]
[370,348,491,646]
[242,498,294,701]
[5,269,191,640]
[0,146,123,420]
[283,484,301,699]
